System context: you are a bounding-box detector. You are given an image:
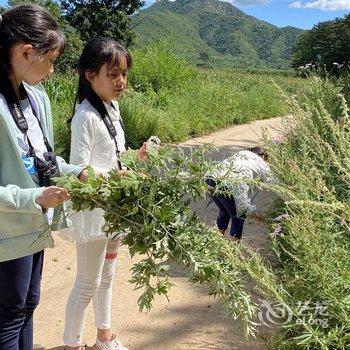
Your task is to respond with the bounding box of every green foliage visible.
[128,42,197,93]
[8,0,61,20]
[56,29,84,72]
[61,0,144,46]
[264,76,350,348]
[121,55,307,147]
[47,44,308,154]
[337,68,350,102]
[132,0,304,69]
[45,74,77,159]
[292,14,350,72]
[56,145,278,337]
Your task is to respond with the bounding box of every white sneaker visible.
[93,335,129,350]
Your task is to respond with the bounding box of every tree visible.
[292,14,350,74]
[8,0,61,21]
[61,0,145,47]
[56,28,84,72]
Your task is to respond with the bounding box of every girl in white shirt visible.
[63,37,146,350]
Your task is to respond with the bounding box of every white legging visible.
[63,238,119,346]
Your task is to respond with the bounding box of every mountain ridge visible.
[132,0,304,69]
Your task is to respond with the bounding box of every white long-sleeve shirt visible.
[61,98,126,242]
[70,99,126,175]
[206,150,274,216]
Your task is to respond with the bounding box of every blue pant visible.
[0,250,44,350]
[206,179,246,239]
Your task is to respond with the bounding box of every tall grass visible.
[46,42,308,157]
[45,74,76,159]
[257,76,350,349]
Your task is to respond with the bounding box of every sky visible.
[143,0,350,29]
[0,0,348,30]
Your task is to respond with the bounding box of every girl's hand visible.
[78,169,89,182]
[36,186,70,209]
[137,142,148,161]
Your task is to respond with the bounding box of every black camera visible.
[34,151,60,187]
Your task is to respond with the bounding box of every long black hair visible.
[76,37,132,105]
[0,4,66,79]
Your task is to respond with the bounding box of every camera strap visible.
[0,78,54,155]
[87,90,124,170]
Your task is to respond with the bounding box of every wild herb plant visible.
[56,145,283,338]
[263,76,350,349]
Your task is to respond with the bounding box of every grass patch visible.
[45,43,308,158]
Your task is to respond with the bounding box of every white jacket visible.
[207,150,274,216]
[61,99,126,242]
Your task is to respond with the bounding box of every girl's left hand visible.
[137,142,148,161]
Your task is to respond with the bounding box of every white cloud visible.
[290,0,302,6]
[289,0,350,10]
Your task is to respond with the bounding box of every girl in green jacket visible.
[0,4,87,350]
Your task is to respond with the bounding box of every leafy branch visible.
[56,145,279,337]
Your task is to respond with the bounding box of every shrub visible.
[264,75,350,349]
[47,43,308,157]
[128,41,197,93]
[45,75,77,159]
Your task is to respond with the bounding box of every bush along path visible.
[55,145,280,339]
[262,77,350,350]
[54,137,315,347]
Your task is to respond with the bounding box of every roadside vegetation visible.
[47,42,308,159]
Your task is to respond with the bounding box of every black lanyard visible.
[0,79,53,156]
[87,90,126,170]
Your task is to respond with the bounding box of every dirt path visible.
[34,117,283,350]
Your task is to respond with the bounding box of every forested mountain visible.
[132,0,304,69]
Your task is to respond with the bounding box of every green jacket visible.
[0,83,81,262]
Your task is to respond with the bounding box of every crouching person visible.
[206,147,274,243]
